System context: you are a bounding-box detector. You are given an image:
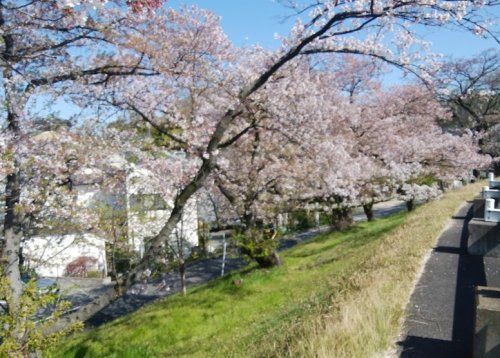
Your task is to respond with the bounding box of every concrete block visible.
[44,284,116,335]
[468,219,500,257]
[483,187,500,200]
[474,197,486,219]
[485,198,500,222]
[489,173,500,190]
[474,286,500,358]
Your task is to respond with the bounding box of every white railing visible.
[488,172,500,190]
[484,173,500,223]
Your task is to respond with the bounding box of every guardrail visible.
[483,173,500,223]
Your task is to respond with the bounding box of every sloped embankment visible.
[52,182,483,358]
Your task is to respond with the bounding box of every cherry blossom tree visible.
[359,84,490,210]
[435,49,499,173]
[78,0,500,289]
[313,54,387,222]
[2,0,498,308]
[212,58,326,267]
[109,0,498,282]
[0,0,163,343]
[296,59,490,221]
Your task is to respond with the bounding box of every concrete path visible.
[397,202,500,357]
[84,199,407,328]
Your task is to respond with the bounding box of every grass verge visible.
[51,182,483,358]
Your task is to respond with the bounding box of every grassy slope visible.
[52,182,483,358]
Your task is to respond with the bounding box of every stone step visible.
[468,218,500,257]
[474,286,500,358]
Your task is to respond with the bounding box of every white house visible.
[22,233,107,278]
[19,144,200,278]
[21,163,111,278]
[126,167,199,257]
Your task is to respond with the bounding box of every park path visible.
[84,199,407,328]
[396,201,500,357]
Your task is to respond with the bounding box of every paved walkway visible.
[397,202,500,357]
[84,199,407,328]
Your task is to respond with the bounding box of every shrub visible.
[65,256,98,277]
[289,210,317,231]
[233,227,281,267]
[0,272,82,357]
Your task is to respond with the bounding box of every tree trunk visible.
[254,251,281,268]
[493,162,500,176]
[363,202,374,222]
[437,179,445,192]
[198,221,208,257]
[406,199,414,212]
[1,174,24,310]
[315,211,320,227]
[179,257,186,296]
[110,238,123,296]
[330,207,353,231]
[2,172,24,303]
[240,212,281,269]
[1,72,24,313]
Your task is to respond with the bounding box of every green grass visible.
[51,182,483,358]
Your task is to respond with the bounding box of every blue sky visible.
[169,0,499,85]
[170,0,499,56]
[49,1,500,119]
[170,0,295,48]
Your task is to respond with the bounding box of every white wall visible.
[126,168,199,257]
[22,233,107,278]
[21,163,199,277]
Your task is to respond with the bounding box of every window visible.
[129,194,169,211]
